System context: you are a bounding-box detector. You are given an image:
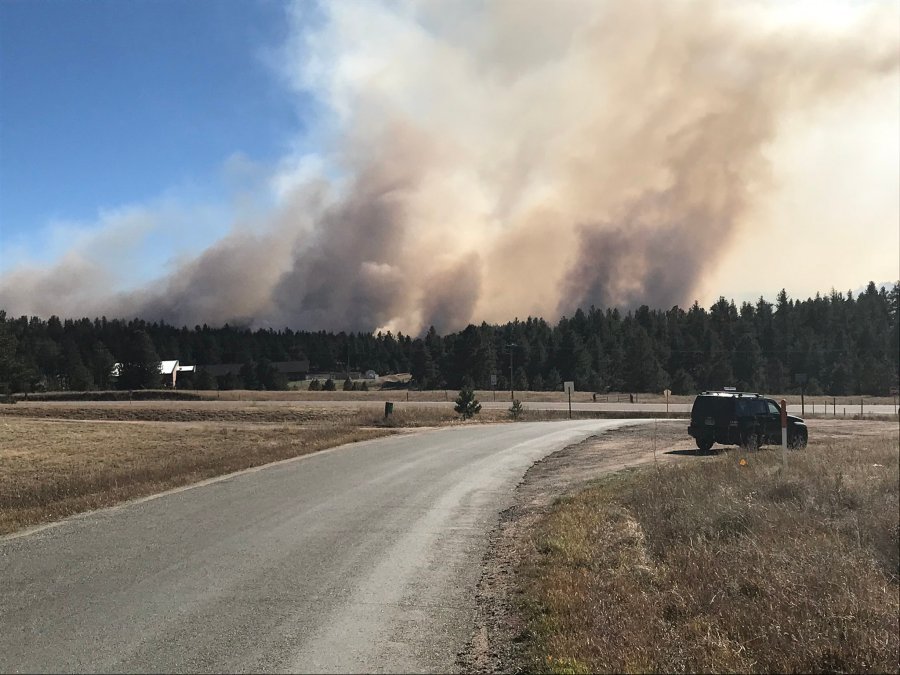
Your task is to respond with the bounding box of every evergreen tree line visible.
[0,282,897,395]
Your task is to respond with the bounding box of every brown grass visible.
[0,417,391,536]
[210,389,896,407]
[520,423,899,673]
[12,387,895,408]
[0,401,368,424]
[0,399,677,427]
[0,400,578,536]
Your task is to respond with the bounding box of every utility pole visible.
[507,343,517,402]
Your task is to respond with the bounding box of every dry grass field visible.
[518,420,899,673]
[0,399,644,425]
[0,416,391,536]
[0,400,559,536]
[12,386,896,409]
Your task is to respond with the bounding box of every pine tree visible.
[90,341,116,390]
[546,368,562,391]
[733,332,765,390]
[454,387,482,419]
[514,366,529,391]
[118,330,161,389]
[195,369,218,390]
[671,368,697,395]
[624,325,667,392]
[509,398,524,420]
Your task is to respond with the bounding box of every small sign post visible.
[564,381,575,419]
[663,388,671,415]
[795,373,807,416]
[780,398,788,465]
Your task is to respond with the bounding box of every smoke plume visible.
[2,0,898,333]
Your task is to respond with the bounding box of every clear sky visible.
[0,0,307,264]
[0,0,897,332]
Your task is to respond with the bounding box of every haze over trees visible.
[0,282,897,396]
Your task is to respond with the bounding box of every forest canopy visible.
[1,282,897,396]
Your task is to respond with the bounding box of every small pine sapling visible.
[509,398,525,420]
[454,387,482,420]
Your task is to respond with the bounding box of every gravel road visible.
[0,419,646,673]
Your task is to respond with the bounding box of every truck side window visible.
[766,401,780,415]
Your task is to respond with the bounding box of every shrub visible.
[510,398,525,420]
[454,387,482,420]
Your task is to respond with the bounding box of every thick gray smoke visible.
[2,0,898,333]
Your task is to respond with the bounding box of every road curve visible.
[0,419,645,674]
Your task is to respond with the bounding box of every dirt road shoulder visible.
[459,419,898,673]
[458,421,691,672]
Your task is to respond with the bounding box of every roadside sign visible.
[564,381,574,394]
[663,389,671,398]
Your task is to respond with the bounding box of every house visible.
[110,360,196,388]
[160,360,179,387]
[175,364,195,388]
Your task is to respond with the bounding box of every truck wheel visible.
[788,429,808,449]
[696,438,714,454]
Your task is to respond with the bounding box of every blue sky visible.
[0,0,310,266]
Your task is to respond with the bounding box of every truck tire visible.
[695,438,714,453]
[788,428,808,449]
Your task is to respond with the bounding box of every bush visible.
[510,398,525,420]
[454,387,482,420]
[324,378,336,391]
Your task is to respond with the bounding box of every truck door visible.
[763,399,781,444]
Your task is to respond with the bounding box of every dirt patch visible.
[458,418,897,673]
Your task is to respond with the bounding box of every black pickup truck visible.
[688,390,808,453]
